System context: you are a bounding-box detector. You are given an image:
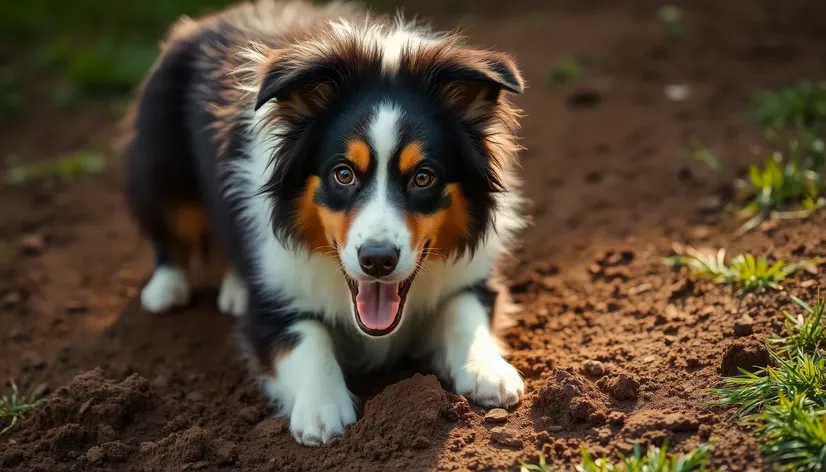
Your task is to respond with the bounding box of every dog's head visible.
[249,19,523,337]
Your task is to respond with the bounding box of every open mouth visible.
[342,243,427,337]
[346,275,417,337]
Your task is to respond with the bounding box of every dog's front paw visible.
[453,356,524,408]
[290,385,357,446]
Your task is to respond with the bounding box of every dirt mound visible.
[532,367,609,430]
[721,336,770,376]
[139,426,239,471]
[33,368,152,431]
[0,369,156,471]
[349,374,449,461]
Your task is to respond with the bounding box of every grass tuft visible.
[713,289,826,470]
[735,145,825,236]
[657,5,686,40]
[770,293,826,355]
[545,58,585,84]
[38,38,157,98]
[663,244,820,295]
[751,394,826,471]
[518,443,714,472]
[749,81,826,131]
[0,380,43,435]
[713,349,826,417]
[5,151,106,185]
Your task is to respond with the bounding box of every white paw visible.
[140,267,190,314]
[453,356,524,408]
[289,384,357,446]
[218,271,248,317]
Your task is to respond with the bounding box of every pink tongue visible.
[355,282,401,332]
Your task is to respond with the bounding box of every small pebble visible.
[697,195,723,213]
[1,292,22,309]
[18,233,45,255]
[484,408,509,423]
[86,446,104,465]
[664,84,690,101]
[582,360,605,377]
[734,315,754,337]
[238,406,261,425]
[689,225,712,240]
[490,427,523,448]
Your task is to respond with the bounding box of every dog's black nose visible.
[358,244,399,278]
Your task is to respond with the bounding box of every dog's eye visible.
[412,168,435,188]
[333,165,356,186]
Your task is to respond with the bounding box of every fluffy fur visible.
[122,0,527,446]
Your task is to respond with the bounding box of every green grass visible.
[736,146,825,236]
[0,380,43,435]
[749,81,826,132]
[545,59,585,84]
[5,151,106,185]
[663,245,821,296]
[0,0,238,103]
[38,38,157,98]
[713,290,826,470]
[750,394,826,471]
[657,5,686,40]
[0,0,234,41]
[713,349,826,417]
[770,294,826,355]
[691,137,826,236]
[692,80,826,236]
[518,443,714,472]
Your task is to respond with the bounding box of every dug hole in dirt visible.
[2,0,826,471]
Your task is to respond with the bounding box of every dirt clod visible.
[582,360,606,377]
[623,411,699,438]
[86,446,104,465]
[490,427,523,448]
[734,315,754,337]
[533,368,609,429]
[238,406,261,425]
[596,374,640,401]
[18,233,45,255]
[721,336,770,376]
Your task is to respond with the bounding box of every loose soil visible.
[2,1,826,471]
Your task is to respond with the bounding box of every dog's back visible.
[122,1,365,278]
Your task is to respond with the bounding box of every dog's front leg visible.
[246,315,356,446]
[430,291,524,408]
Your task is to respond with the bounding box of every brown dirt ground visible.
[2,1,826,471]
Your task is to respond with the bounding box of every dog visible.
[122,0,527,446]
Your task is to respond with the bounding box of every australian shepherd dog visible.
[122,0,527,446]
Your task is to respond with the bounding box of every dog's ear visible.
[432,51,524,118]
[254,50,340,112]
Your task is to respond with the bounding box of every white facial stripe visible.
[339,103,417,281]
[368,102,401,194]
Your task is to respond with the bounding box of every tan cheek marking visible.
[293,176,328,251]
[346,139,370,173]
[408,184,470,258]
[399,141,425,175]
[317,207,352,249]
